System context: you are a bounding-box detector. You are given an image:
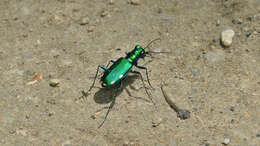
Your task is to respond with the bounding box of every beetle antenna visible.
[144,38,161,50]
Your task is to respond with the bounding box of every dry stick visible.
[160,85,190,120]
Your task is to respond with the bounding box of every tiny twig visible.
[160,84,190,120]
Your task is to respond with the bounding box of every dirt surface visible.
[0,0,259,145]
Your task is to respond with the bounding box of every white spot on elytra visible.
[119,74,123,79]
[110,81,115,85]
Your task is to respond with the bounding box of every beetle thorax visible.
[126,45,144,63]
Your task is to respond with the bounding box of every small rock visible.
[252,31,258,35]
[90,115,96,120]
[82,90,89,96]
[242,27,249,32]
[53,15,63,22]
[101,10,109,17]
[130,0,140,5]
[191,68,200,77]
[177,109,191,120]
[48,112,55,117]
[62,140,71,146]
[255,27,260,33]
[123,141,129,146]
[109,0,114,5]
[50,79,60,87]
[16,128,28,136]
[31,130,39,137]
[223,138,230,145]
[216,19,221,26]
[229,106,235,112]
[79,17,89,25]
[232,18,243,24]
[152,118,163,127]
[37,40,41,44]
[9,129,16,134]
[25,115,30,119]
[47,99,56,105]
[221,29,235,47]
[246,33,252,38]
[87,25,95,32]
[51,49,60,58]
[158,8,162,14]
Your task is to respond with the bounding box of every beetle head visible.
[140,48,148,59]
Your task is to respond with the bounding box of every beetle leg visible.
[135,65,153,89]
[131,70,155,105]
[105,60,116,68]
[98,82,121,128]
[83,65,107,97]
[125,87,133,96]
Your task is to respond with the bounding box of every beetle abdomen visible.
[104,58,132,87]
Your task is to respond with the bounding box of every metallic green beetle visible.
[84,39,160,128]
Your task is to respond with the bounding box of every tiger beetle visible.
[83,38,161,128]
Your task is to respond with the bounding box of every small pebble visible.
[62,140,71,146]
[82,90,89,96]
[177,109,191,120]
[221,29,235,47]
[152,118,163,127]
[130,0,140,5]
[48,112,54,117]
[242,27,249,32]
[16,128,28,136]
[109,0,114,5]
[101,10,108,17]
[223,138,230,145]
[87,25,95,32]
[9,129,16,134]
[123,141,129,146]
[231,119,235,124]
[252,31,258,35]
[230,106,235,112]
[216,19,221,26]
[90,115,96,120]
[79,17,89,25]
[158,8,162,14]
[25,115,30,119]
[232,18,243,24]
[50,79,60,87]
[246,33,252,38]
[47,99,56,105]
[191,68,200,77]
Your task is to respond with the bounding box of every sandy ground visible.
[0,0,259,145]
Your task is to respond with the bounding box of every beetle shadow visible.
[93,74,146,104]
